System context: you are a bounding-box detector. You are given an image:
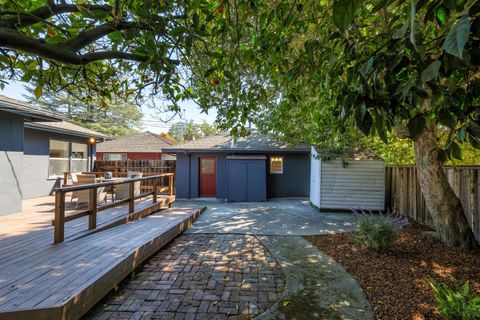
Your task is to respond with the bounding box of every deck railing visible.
[53,173,174,244]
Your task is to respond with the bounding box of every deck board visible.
[0,196,204,320]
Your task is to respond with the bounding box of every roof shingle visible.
[164,132,310,153]
[97,131,174,153]
[25,121,106,139]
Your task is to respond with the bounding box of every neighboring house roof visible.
[0,95,64,122]
[164,132,311,153]
[25,121,107,139]
[96,131,175,153]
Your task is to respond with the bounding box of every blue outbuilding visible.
[163,132,311,201]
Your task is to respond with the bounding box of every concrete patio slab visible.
[173,200,357,236]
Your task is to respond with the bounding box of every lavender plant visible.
[351,208,409,252]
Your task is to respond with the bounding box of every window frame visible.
[48,139,91,179]
[269,156,284,175]
[104,153,128,161]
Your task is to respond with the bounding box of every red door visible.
[200,157,216,197]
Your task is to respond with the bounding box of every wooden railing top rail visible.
[57,173,174,193]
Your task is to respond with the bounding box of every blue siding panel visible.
[175,154,190,198]
[267,153,310,198]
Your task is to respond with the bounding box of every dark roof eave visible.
[25,122,106,140]
[162,148,310,154]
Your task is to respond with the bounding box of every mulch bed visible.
[305,223,480,320]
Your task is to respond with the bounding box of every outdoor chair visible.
[75,174,107,207]
[114,171,143,201]
[70,172,80,202]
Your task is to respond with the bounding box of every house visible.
[310,146,385,211]
[163,132,311,201]
[96,131,176,161]
[0,95,105,216]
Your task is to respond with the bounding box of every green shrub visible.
[430,280,480,320]
[353,216,397,252]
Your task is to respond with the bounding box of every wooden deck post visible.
[153,178,157,203]
[63,172,69,187]
[168,175,174,196]
[129,181,135,213]
[54,191,65,244]
[89,188,97,230]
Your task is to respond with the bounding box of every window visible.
[71,143,88,173]
[49,140,70,178]
[270,157,283,174]
[161,154,176,161]
[104,153,127,161]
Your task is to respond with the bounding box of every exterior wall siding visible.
[174,151,310,200]
[320,159,385,210]
[267,153,310,198]
[0,111,24,215]
[22,128,95,199]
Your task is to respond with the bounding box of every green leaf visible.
[392,21,409,39]
[467,121,480,137]
[444,16,471,59]
[407,114,426,139]
[203,67,217,78]
[436,6,447,25]
[359,57,374,78]
[450,141,462,159]
[332,0,362,32]
[421,60,441,82]
[358,112,373,135]
[438,110,457,128]
[34,86,42,99]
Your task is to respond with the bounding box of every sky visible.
[0,81,217,134]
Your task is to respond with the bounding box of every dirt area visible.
[305,223,480,320]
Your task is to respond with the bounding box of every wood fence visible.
[385,166,480,241]
[93,160,175,175]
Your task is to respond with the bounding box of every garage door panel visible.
[247,162,266,201]
[227,159,266,202]
[228,162,247,201]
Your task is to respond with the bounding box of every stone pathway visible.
[84,234,285,320]
[257,236,373,320]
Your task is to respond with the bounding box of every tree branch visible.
[0,4,113,29]
[63,21,149,51]
[0,27,147,65]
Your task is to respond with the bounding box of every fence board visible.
[93,160,176,192]
[385,166,480,242]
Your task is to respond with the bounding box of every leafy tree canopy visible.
[168,120,218,142]
[188,0,480,163]
[0,0,220,109]
[24,85,142,136]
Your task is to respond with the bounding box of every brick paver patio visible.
[85,234,285,320]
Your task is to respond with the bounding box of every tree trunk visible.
[413,126,478,250]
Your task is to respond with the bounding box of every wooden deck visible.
[0,196,204,320]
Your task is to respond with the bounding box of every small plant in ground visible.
[429,280,480,320]
[351,208,407,252]
[352,208,409,229]
[353,215,398,252]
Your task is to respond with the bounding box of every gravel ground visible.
[305,223,480,320]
